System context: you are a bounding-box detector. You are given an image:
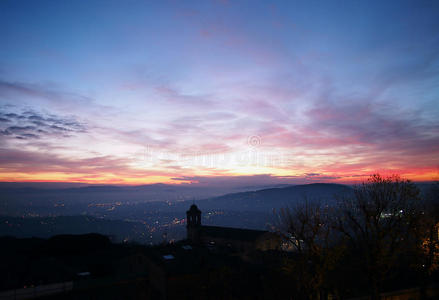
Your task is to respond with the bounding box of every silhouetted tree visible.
[279,201,344,300]
[413,182,439,299]
[277,175,438,299]
[420,182,439,275]
[334,174,421,300]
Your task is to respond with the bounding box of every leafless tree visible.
[334,174,421,300]
[420,182,439,274]
[278,201,344,300]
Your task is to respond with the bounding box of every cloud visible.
[0,108,86,140]
[373,40,439,92]
[0,80,93,109]
[154,85,217,108]
[0,80,120,123]
[170,173,357,187]
[304,99,439,153]
[0,147,179,181]
[305,173,320,177]
[170,174,298,187]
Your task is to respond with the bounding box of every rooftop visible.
[200,225,269,242]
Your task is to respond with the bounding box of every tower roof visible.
[187,204,201,213]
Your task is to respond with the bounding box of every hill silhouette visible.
[194,183,353,212]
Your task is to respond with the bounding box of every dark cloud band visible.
[0,108,86,140]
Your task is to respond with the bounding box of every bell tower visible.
[186,204,201,242]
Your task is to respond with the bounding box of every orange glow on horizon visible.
[0,168,437,185]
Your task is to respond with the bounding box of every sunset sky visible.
[0,0,438,185]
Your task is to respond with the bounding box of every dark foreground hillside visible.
[0,234,292,300]
[1,232,438,300]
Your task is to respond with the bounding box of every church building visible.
[186,204,280,253]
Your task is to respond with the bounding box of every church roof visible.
[187,204,201,213]
[200,225,269,242]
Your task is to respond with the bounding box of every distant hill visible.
[0,183,264,212]
[194,183,353,212]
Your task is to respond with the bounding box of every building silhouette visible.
[186,204,279,253]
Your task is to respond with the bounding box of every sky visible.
[0,0,438,185]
